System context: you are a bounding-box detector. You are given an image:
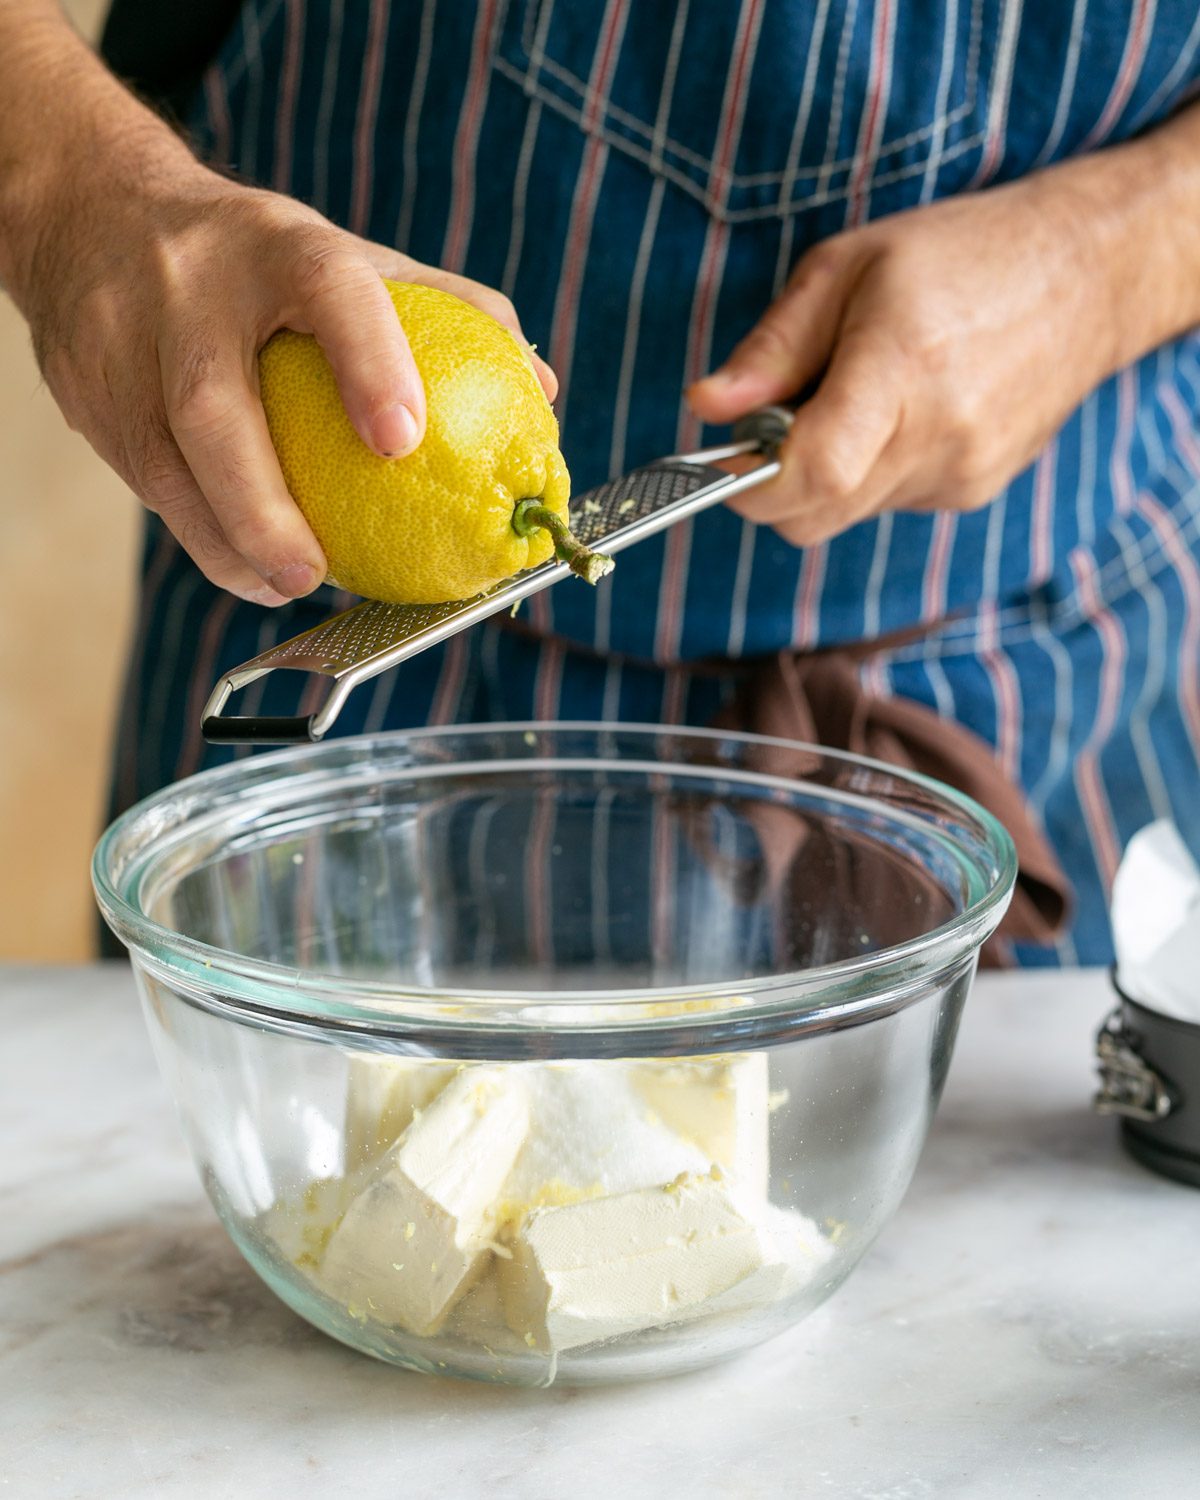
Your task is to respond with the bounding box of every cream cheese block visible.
[343,1055,458,1173]
[497,1166,787,1353]
[320,1065,529,1335]
[628,1053,770,1197]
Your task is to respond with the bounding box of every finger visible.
[160,331,327,598]
[148,480,292,605]
[424,269,560,403]
[527,346,559,402]
[107,352,291,601]
[727,328,906,544]
[363,247,560,402]
[285,239,426,456]
[113,379,289,604]
[688,245,861,425]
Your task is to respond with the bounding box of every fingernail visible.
[270,562,320,597]
[241,584,291,607]
[699,368,740,389]
[372,403,420,456]
[536,357,559,399]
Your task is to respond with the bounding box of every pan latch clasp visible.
[1094,1007,1174,1123]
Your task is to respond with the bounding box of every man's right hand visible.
[0,2,555,605]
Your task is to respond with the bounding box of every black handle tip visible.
[201,714,319,745]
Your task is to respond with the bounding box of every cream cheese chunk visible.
[629,1054,770,1197]
[320,1065,529,1335]
[498,1167,787,1353]
[343,1055,458,1173]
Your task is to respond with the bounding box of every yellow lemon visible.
[259,280,606,604]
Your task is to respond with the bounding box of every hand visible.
[6,112,554,605]
[688,169,1128,547]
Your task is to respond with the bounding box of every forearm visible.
[0,0,193,299]
[1038,100,1200,378]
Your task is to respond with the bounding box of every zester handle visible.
[199,713,318,743]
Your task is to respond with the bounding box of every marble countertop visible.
[2,965,1198,1499]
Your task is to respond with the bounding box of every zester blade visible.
[201,406,791,743]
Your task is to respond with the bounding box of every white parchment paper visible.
[1112,820,1200,1022]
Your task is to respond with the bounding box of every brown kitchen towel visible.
[712,649,1072,956]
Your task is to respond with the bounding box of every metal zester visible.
[201,405,792,743]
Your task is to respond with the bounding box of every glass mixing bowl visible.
[94,724,1014,1387]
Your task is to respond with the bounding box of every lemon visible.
[259,280,608,604]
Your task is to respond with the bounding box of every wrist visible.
[1037,114,1200,380]
[0,18,194,304]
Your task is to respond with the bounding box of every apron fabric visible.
[110,0,1200,966]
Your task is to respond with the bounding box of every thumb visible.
[687,246,857,425]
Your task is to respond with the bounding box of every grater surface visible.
[241,462,720,679]
[201,408,790,742]
[562,461,716,544]
[256,597,468,676]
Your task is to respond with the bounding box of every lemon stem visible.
[511,500,615,585]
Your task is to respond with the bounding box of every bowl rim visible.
[92,721,1017,1036]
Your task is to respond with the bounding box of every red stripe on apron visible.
[847,0,896,226]
[442,0,501,272]
[429,631,471,726]
[922,511,955,624]
[273,0,306,192]
[348,0,389,236]
[792,546,827,647]
[202,66,233,165]
[1081,0,1156,150]
[546,0,629,412]
[533,633,566,720]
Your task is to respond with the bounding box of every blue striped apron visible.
[112,0,1200,966]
